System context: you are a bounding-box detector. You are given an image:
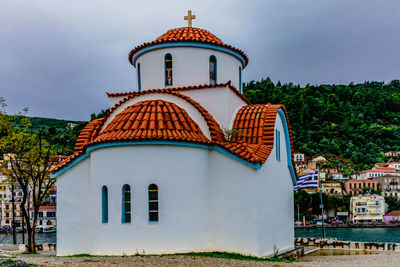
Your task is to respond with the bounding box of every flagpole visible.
[318,169,326,239]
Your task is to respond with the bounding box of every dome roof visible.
[92,100,209,144]
[128,27,248,67]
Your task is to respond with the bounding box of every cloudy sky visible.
[1,0,399,121]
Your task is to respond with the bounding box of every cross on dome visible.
[184,10,196,27]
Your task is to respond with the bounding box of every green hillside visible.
[243,79,400,172]
[11,116,87,155]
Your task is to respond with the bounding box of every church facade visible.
[50,18,297,257]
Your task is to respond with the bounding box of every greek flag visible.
[294,171,319,191]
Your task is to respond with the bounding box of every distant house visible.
[388,162,400,170]
[376,175,400,198]
[359,167,400,179]
[344,179,378,195]
[321,181,342,195]
[385,151,400,159]
[308,156,326,170]
[383,211,400,223]
[329,172,348,181]
[30,206,56,226]
[293,152,305,162]
[350,195,385,223]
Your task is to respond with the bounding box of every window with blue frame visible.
[209,55,217,85]
[148,184,159,222]
[137,63,141,92]
[239,66,242,93]
[165,53,173,86]
[102,186,108,224]
[122,184,131,223]
[276,130,281,161]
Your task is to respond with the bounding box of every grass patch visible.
[173,251,292,262]
[67,251,295,262]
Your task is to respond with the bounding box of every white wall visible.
[57,114,294,257]
[135,47,242,90]
[208,113,294,256]
[57,158,93,256]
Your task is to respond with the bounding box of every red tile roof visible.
[385,211,400,217]
[50,93,294,174]
[93,100,209,144]
[128,27,248,67]
[231,104,295,164]
[74,118,104,152]
[106,82,251,105]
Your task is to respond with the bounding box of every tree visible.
[0,103,56,253]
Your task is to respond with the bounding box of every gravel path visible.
[14,251,400,267]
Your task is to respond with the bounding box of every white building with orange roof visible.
[50,12,297,257]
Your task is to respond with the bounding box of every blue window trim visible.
[239,66,242,93]
[148,183,159,223]
[51,110,296,185]
[137,63,141,92]
[164,53,172,87]
[210,55,217,85]
[131,42,246,68]
[122,184,131,224]
[102,186,108,224]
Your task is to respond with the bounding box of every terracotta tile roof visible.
[74,118,104,152]
[231,104,295,165]
[106,82,251,105]
[50,94,294,175]
[128,27,248,67]
[385,211,400,217]
[375,163,389,167]
[92,100,209,144]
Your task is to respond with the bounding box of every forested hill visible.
[243,79,400,172]
[11,116,87,155]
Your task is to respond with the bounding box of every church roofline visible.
[106,81,251,105]
[128,27,248,68]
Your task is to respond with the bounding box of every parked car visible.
[311,218,322,225]
[331,220,343,225]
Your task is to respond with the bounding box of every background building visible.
[350,195,385,223]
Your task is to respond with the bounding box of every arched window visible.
[148,184,158,222]
[165,54,173,86]
[239,66,242,93]
[122,184,131,223]
[137,63,141,92]
[102,186,108,224]
[276,130,281,161]
[209,55,217,85]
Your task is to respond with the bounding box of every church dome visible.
[92,99,209,144]
[128,27,248,67]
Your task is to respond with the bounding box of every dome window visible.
[122,184,131,223]
[209,55,217,85]
[165,54,173,86]
[148,184,159,222]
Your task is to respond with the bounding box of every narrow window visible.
[165,54,173,86]
[102,186,108,223]
[137,63,141,92]
[209,55,217,85]
[239,66,242,93]
[148,184,159,222]
[276,130,281,161]
[122,184,131,223]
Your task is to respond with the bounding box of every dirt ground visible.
[13,251,400,267]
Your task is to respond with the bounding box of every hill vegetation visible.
[243,79,400,172]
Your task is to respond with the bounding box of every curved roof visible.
[50,96,294,176]
[92,100,209,144]
[128,27,248,67]
[231,104,295,162]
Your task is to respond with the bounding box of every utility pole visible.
[318,172,326,239]
[297,204,300,222]
[11,183,16,244]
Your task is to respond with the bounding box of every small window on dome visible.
[148,184,159,222]
[137,63,141,92]
[209,55,217,85]
[165,54,173,86]
[239,66,242,93]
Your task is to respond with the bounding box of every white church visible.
[50,11,297,257]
